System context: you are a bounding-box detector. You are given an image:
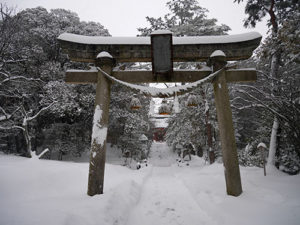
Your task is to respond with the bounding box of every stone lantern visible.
[159,99,171,115]
[186,94,198,107]
[130,95,142,110]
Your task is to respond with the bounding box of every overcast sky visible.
[7,0,268,37]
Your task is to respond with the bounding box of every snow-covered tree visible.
[231,51,300,173]
[166,87,219,162]
[235,0,300,171]
[0,5,110,157]
[108,83,151,161]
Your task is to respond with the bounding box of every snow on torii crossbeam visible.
[58,32,261,63]
[58,31,262,197]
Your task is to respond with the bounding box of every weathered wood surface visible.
[58,32,262,63]
[211,56,243,197]
[65,71,98,84]
[87,57,113,196]
[65,69,257,84]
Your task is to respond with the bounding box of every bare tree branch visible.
[236,89,289,122]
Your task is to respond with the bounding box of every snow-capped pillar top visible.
[210,50,226,58]
[95,51,116,68]
[257,142,267,149]
[208,50,227,71]
[150,29,172,35]
[97,51,113,58]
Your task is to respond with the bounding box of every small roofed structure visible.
[139,134,148,142]
[150,114,169,142]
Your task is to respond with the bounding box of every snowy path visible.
[127,142,216,225]
[127,167,216,225]
[148,141,177,167]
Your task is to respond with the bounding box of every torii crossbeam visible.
[58,31,262,197]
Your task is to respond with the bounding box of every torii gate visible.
[58,31,261,197]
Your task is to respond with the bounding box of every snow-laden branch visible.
[0,76,42,85]
[0,71,9,78]
[257,70,281,82]
[2,59,27,63]
[26,101,57,122]
[0,125,25,131]
[284,53,300,66]
[231,96,257,105]
[231,103,265,111]
[0,106,21,122]
[231,93,265,111]
[97,67,223,98]
[236,89,289,122]
[236,84,271,98]
[235,84,290,111]
[0,106,11,121]
[31,148,50,160]
[0,102,56,132]
[0,89,23,99]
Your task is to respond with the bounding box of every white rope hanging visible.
[97,67,224,98]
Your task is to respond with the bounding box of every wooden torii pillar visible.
[209,51,242,196]
[58,31,261,197]
[87,53,114,196]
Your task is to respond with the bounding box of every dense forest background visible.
[0,0,299,174]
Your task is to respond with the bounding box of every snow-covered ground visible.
[1,142,300,225]
[148,141,177,166]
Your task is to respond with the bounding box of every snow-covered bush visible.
[238,143,265,167]
[278,147,300,175]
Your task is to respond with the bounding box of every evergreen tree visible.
[138,0,231,163]
[138,0,230,36]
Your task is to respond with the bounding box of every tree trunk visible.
[267,49,281,167]
[267,116,279,166]
[201,89,215,163]
[23,122,32,158]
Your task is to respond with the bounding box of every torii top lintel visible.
[58,32,262,63]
